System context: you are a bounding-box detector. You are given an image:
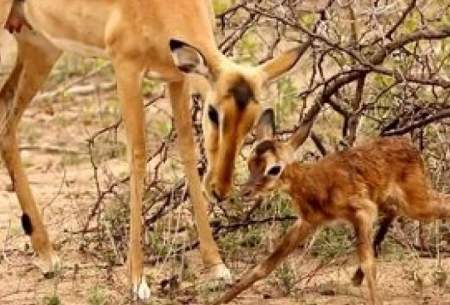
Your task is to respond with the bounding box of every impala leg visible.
[113,59,150,301]
[353,215,395,286]
[213,220,315,305]
[353,205,381,305]
[168,79,231,282]
[0,31,61,275]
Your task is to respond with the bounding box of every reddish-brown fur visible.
[283,137,432,222]
[214,117,450,305]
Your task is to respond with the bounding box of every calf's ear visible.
[255,108,275,141]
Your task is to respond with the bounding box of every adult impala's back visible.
[0,0,306,301]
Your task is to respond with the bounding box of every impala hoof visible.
[132,277,151,302]
[208,263,233,285]
[34,253,61,278]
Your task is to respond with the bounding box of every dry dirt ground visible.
[1,32,450,305]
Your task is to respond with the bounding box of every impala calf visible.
[214,109,450,305]
[0,0,308,301]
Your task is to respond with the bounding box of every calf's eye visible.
[267,165,281,176]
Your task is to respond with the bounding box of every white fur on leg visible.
[209,263,233,284]
[33,253,61,278]
[132,277,151,302]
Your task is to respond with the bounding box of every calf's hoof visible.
[352,268,364,287]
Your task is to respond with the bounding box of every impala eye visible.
[267,165,282,176]
[208,105,219,125]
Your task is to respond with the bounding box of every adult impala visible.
[0,0,307,301]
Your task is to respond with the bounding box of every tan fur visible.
[0,0,306,298]
[215,136,450,305]
[0,0,12,29]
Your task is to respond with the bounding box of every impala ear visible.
[255,109,275,141]
[260,44,309,82]
[169,39,212,78]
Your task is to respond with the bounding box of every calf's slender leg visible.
[213,220,315,305]
[352,215,395,286]
[353,204,381,305]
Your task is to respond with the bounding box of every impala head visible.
[170,39,306,202]
[242,108,315,198]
